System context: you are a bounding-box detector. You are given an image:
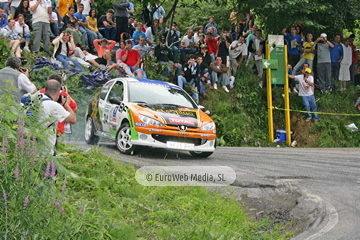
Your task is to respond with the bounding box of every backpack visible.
[21,93,55,127]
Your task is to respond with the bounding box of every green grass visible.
[55,144,289,239]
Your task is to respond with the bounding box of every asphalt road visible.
[74,141,360,240]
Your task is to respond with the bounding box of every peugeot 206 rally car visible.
[85,78,216,157]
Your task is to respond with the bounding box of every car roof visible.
[111,77,179,88]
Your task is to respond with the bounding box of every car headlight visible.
[139,114,164,127]
[199,122,215,131]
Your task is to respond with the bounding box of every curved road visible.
[75,141,360,240]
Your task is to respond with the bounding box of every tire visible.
[84,117,99,145]
[189,151,214,158]
[115,122,140,155]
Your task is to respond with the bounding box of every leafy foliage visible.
[0,36,13,69]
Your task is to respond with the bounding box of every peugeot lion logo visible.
[178,125,187,131]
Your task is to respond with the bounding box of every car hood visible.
[129,103,205,128]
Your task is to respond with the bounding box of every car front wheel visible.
[116,122,140,155]
[85,117,99,145]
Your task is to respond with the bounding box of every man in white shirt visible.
[76,0,93,16]
[289,68,319,122]
[180,29,198,63]
[229,35,247,76]
[339,37,352,91]
[39,79,76,155]
[0,57,36,101]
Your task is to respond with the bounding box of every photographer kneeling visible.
[39,80,76,156]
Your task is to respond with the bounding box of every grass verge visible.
[55,143,292,239]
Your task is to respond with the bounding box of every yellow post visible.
[266,44,274,142]
[284,45,291,146]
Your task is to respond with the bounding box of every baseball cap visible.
[320,33,327,38]
[305,68,312,74]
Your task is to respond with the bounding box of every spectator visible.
[206,26,218,38]
[38,74,78,136]
[76,0,93,16]
[120,39,143,78]
[339,37,352,91]
[312,33,334,93]
[113,0,129,42]
[287,64,298,93]
[210,56,230,93]
[132,22,146,44]
[289,68,318,122]
[39,79,76,155]
[126,0,134,17]
[85,9,102,40]
[145,18,160,45]
[242,19,253,38]
[74,3,97,52]
[14,0,30,22]
[115,40,135,77]
[217,29,231,64]
[195,33,206,51]
[0,57,36,101]
[14,14,31,52]
[154,37,181,80]
[56,0,74,18]
[148,3,165,24]
[9,0,21,17]
[330,34,343,81]
[0,6,8,30]
[93,38,116,66]
[205,16,219,35]
[98,9,116,41]
[0,19,22,57]
[196,54,211,86]
[194,25,204,43]
[293,33,314,75]
[50,11,60,36]
[177,54,206,103]
[163,21,180,61]
[127,15,135,35]
[349,34,358,86]
[30,0,52,55]
[0,2,9,18]
[355,96,360,110]
[52,31,84,72]
[229,35,247,76]
[62,7,85,48]
[245,25,257,47]
[205,32,218,63]
[133,37,153,58]
[282,26,302,67]
[248,29,265,87]
[198,44,212,69]
[180,29,198,63]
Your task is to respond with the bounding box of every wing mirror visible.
[109,96,122,105]
[198,105,211,115]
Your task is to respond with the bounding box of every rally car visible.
[85,78,216,157]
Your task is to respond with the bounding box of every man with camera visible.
[0,57,36,102]
[312,33,334,93]
[39,79,76,155]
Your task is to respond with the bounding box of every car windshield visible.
[128,82,197,109]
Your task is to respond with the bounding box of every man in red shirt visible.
[93,38,116,66]
[120,39,143,78]
[205,32,218,62]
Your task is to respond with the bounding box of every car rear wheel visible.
[189,151,213,158]
[85,117,99,145]
[116,122,140,155]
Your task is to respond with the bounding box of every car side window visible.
[99,81,114,100]
[107,81,124,102]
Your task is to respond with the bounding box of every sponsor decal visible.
[213,130,216,134]
[113,106,119,117]
[178,132,189,136]
[112,126,117,130]
[112,117,116,122]
[169,118,195,125]
[155,109,197,118]
[148,129,163,132]
[135,122,147,127]
[200,134,211,137]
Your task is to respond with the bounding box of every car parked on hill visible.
[85,78,216,157]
